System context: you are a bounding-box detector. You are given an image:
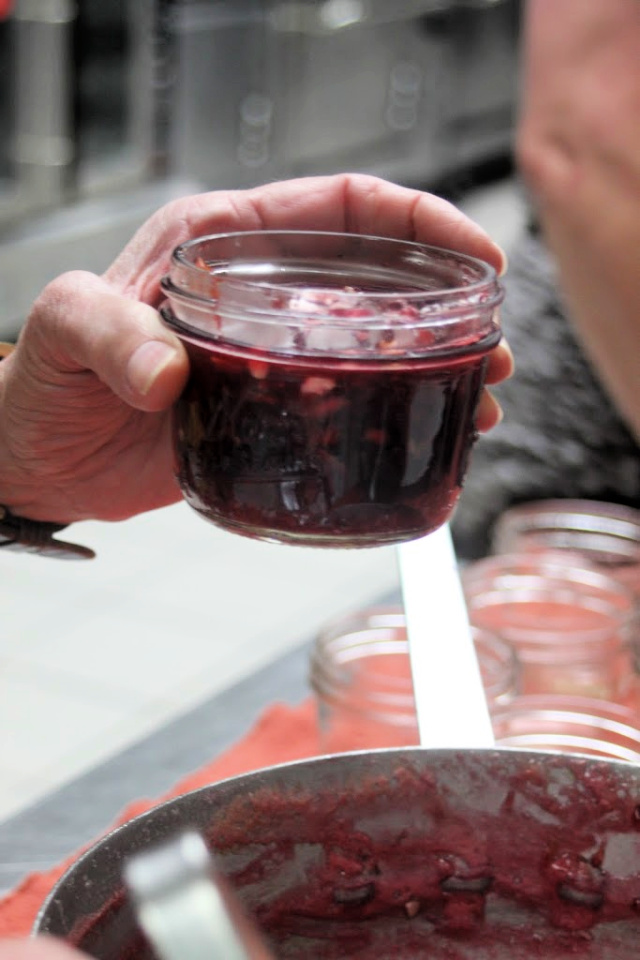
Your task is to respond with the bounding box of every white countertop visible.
[0,502,400,823]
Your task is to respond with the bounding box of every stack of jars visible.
[477,499,640,761]
[310,499,640,762]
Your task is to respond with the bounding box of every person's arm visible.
[517,0,640,441]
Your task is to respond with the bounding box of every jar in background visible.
[491,694,640,763]
[309,605,519,754]
[160,230,502,548]
[462,554,638,710]
[492,499,640,598]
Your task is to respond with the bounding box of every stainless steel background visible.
[0,0,522,336]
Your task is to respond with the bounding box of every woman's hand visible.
[0,173,510,525]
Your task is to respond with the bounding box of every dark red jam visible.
[165,324,492,547]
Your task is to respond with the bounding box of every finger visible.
[475,389,504,434]
[484,339,514,385]
[0,939,90,960]
[246,174,507,272]
[25,271,189,412]
[345,176,507,273]
[105,174,507,299]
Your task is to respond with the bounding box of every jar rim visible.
[163,229,504,330]
[462,553,635,606]
[493,499,640,561]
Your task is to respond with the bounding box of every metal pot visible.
[35,748,640,958]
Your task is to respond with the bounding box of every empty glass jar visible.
[462,554,638,710]
[310,604,519,753]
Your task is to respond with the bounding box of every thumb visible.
[25,271,189,412]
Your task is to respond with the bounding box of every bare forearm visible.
[517,0,640,441]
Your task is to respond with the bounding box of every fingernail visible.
[128,340,178,396]
[498,251,509,277]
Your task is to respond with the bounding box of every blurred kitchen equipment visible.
[0,0,199,335]
[35,748,640,957]
[0,0,160,226]
[125,831,274,960]
[463,553,638,705]
[171,0,522,190]
[398,524,495,748]
[310,603,518,752]
[0,0,523,336]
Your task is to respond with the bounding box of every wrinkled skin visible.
[0,174,510,525]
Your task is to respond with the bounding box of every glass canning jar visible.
[160,230,502,548]
[462,554,638,709]
[309,604,519,754]
[492,499,640,599]
[491,694,640,763]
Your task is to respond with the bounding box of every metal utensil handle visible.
[398,523,495,748]
[124,832,262,960]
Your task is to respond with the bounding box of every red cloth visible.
[0,699,319,938]
[0,1,14,20]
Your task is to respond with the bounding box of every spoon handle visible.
[398,523,495,749]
